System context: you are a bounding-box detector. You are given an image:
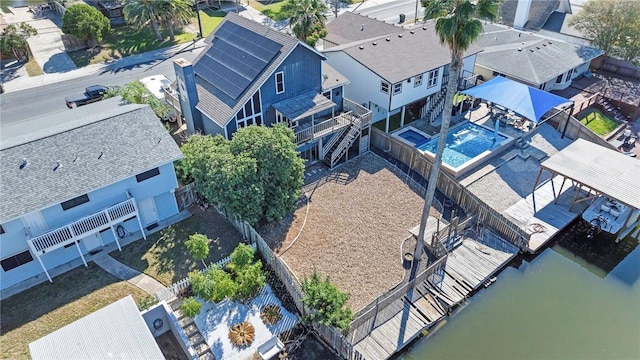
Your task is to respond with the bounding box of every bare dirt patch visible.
[260,153,429,311]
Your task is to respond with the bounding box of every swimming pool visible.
[396,122,513,178]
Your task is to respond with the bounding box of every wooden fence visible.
[554,111,617,149]
[175,183,196,211]
[571,93,599,116]
[371,128,530,250]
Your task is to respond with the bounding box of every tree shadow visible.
[42,52,77,73]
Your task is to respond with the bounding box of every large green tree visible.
[61,4,111,45]
[569,0,640,62]
[178,125,304,225]
[0,23,37,60]
[104,81,170,118]
[123,0,164,41]
[414,0,498,260]
[158,0,193,42]
[282,0,328,46]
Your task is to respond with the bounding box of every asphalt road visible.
[0,50,201,124]
[355,0,425,24]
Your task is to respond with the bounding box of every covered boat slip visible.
[352,232,518,360]
[532,139,640,243]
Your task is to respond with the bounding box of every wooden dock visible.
[503,176,589,253]
[352,233,518,359]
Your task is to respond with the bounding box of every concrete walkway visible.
[93,254,167,295]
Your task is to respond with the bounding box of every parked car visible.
[65,85,109,108]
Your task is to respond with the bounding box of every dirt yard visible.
[260,153,429,312]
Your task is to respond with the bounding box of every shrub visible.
[180,297,202,318]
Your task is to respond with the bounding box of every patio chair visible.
[257,336,284,360]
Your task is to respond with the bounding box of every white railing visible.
[28,198,137,254]
[294,112,352,144]
[330,117,362,167]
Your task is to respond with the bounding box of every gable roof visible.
[498,0,559,30]
[29,296,164,360]
[321,62,349,91]
[324,11,401,46]
[323,19,482,84]
[475,24,603,85]
[0,98,183,223]
[194,12,325,127]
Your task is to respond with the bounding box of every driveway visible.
[1,6,76,74]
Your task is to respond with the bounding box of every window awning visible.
[272,90,336,122]
[461,76,572,123]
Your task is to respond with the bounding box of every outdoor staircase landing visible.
[324,114,362,167]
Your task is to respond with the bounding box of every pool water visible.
[397,129,430,146]
[418,122,507,168]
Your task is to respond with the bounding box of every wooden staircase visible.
[597,96,629,123]
[324,115,362,168]
[426,89,447,124]
[169,299,215,360]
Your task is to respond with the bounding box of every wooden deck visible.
[503,176,589,253]
[352,233,518,359]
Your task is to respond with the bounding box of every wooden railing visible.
[28,198,138,254]
[163,86,181,113]
[294,113,352,145]
[343,98,372,126]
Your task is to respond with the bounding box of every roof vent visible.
[410,30,415,34]
[372,42,377,45]
[53,161,61,171]
[529,49,534,52]
[386,38,390,41]
[518,33,521,37]
[157,138,162,144]
[361,24,365,31]
[543,43,547,46]
[73,155,78,162]
[548,41,552,44]
[423,26,427,30]
[518,48,522,51]
[98,151,104,159]
[359,45,364,49]
[398,33,403,38]
[19,158,29,170]
[536,46,540,49]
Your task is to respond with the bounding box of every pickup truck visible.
[65,85,109,108]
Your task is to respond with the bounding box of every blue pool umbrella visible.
[461,76,573,123]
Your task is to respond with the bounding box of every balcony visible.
[293,98,371,145]
[163,83,182,115]
[27,198,139,256]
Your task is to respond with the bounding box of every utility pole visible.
[414,0,419,25]
[195,1,203,38]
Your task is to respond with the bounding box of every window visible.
[275,72,285,94]
[393,83,402,95]
[136,167,160,182]
[1,250,34,271]
[236,93,263,128]
[322,90,331,100]
[427,69,439,88]
[414,74,423,87]
[555,74,564,84]
[61,194,90,211]
[565,68,574,82]
[380,81,389,94]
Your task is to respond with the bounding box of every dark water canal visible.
[400,224,640,360]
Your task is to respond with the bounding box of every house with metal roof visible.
[168,12,371,167]
[473,23,603,91]
[322,12,482,133]
[0,98,183,298]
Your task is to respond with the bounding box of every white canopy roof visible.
[29,296,164,360]
[541,139,640,210]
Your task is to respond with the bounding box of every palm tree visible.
[283,0,328,46]
[158,0,194,42]
[414,0,498,260]
[123,0,164,41]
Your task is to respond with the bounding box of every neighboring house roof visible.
[542,2,588,39]
[321,62,349,91]
[0,98,183,223]
[194,12,325,127]
[498,0,559,30]
[323,18,482,84]
[475,24,603,85]
[29,296,164,360]
[325,11,401,45]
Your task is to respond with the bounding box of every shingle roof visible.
[498,0,559,30]
[194,12,323,127]
[475,25,603,85]
[325,12,401,46]
[321,62,349,91]
[0,98,183,223]
[323,20,482,84]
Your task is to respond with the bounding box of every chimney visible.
[513,0,533,30]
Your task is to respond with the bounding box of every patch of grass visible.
[0,264,147,360]
[110,209,244,286]
[372,112,405,132]
[24,58,43,76]
[67,25,192,67]
[578,109,619,136]
[199,9,227,37]
[250,0,288,20]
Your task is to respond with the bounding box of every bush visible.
[181,297,202,318]
[301,270,354,331]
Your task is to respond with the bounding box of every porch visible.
[26,198,146,283]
